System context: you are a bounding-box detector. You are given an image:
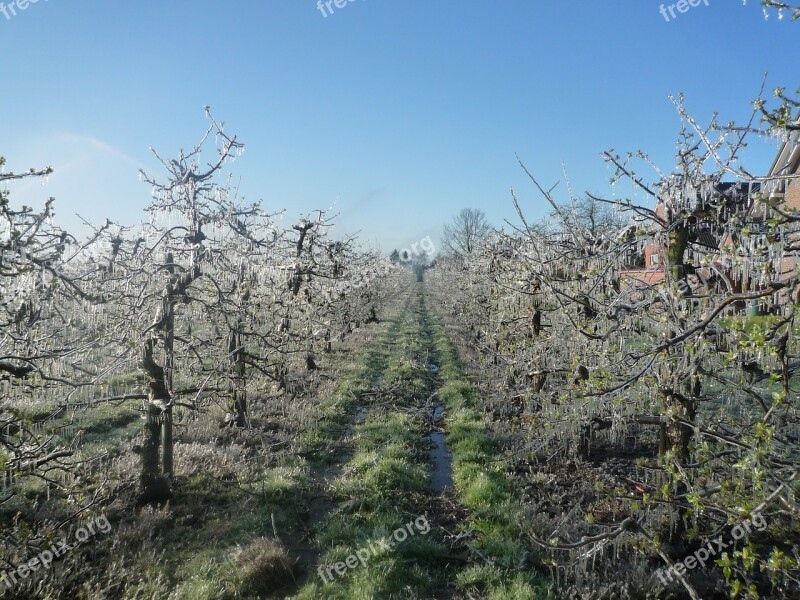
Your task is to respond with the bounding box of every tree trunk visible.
[668,225,689,283]
[161,407,173,477]
[141,402,162,493]
[138,255,177,502]
[658,374,700,546]
[659,392,696,461]
[138,338,172,505]
[228,325,248,427]
[161,278,175,478]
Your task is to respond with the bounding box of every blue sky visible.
[1,1,797,253]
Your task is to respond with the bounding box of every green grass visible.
[293,285,449,598]
[425,288,551,597]
[292,283,553,598]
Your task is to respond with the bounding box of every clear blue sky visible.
[1,1,797,253]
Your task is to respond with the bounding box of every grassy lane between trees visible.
[424,287,551,599]
[291,283,552,599]
[293,285,447,598]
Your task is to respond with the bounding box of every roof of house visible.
[768,129,800,179]
[692,228,719,249]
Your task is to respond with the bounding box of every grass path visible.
[289,282,550,599]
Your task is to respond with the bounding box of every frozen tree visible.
[0,157,110,563]
[96,110,275,504]
[427,88,800,598]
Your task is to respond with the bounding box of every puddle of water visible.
[308,463,343,528]
[429,431,454,492]
[308,495,334,528]
[432,406,445,422]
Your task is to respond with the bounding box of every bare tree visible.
[550,196,623,239]
[442,208,492,256]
